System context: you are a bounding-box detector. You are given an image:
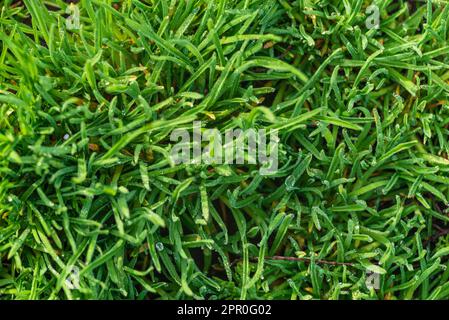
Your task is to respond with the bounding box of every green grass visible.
[1,0,449,300]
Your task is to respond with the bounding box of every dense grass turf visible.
[1,0,449,300]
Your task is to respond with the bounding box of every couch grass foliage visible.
[1,0,449,300]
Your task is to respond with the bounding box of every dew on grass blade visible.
[155,242,164,252]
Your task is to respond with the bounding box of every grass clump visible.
[1,0,449,300]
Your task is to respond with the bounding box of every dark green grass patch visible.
[1,0,449,300]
